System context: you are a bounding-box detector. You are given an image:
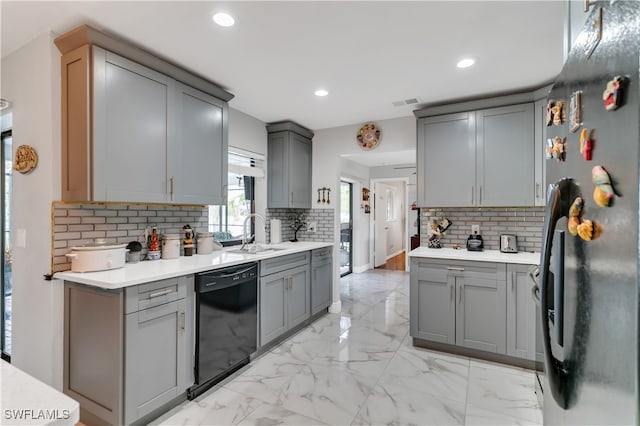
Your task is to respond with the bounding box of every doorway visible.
[340,181,353,276]
[1,129,12,361]
[372,179,408,271]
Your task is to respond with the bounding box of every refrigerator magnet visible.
[546,100,555,126]
[603,76,626,111]
[551,136,567,161]
[580,128,594,161]
[577,219,602,241]
[552,100,566,126]
[569,91,583,132]
[592,165,615,207]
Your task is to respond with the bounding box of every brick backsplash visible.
[420,207,545,252]
[52,202,209,273]
[265,208,334,243]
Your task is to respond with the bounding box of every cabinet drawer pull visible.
[447,267,465,271]
[149,289,173,299]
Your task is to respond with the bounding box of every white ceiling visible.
[1,1,564,167]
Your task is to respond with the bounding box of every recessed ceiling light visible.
[457,58,475,69]
[213,12,235,27]
[315,89,329,97]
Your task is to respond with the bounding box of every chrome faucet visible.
[241,213,266,251]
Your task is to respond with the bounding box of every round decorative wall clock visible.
[357,123,381,150]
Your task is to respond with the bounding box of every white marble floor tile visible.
[237,403,329,426]
[222,350,306,404]
[277,362,375,425]
[380,345,470,403]
[352,380,466,426]
[156,387,262,426]
[467,363,542,424]
[465,404,542,426]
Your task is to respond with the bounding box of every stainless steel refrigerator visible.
[535,1,639,424]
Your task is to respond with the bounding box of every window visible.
[1,118,11,360]
[208,149,263,245]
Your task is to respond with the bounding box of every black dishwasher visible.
[189,262,258,399]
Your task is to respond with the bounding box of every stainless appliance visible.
[536,3,639,423]
[189,263,258,399]
[499,234,518,253]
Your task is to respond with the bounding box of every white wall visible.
[228,107,268,242]
[2,32,62,387]
[313,116,415,310]
[339,157,370,273]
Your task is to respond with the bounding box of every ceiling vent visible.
[392,97,421,107]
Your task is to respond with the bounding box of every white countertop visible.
[54,241,334,289]
[409,247,540,265]
[0,360,79,425]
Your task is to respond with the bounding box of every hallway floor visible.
[154,269,541,425]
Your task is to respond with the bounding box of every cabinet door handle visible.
[459,287,463,304]
[512,272,516,293]
[291,192,294,206]
[536,183,541,198]
[447,267,464,271]
[471,186,474,204]
[180,311,185,330]
[450,285,453,302]
[479,186,483,204]
[170,177,175,199]
[149,289,173,299]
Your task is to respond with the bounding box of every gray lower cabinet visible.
[311,247,333,315]
[410,258,512,356]
[63,275,194,425]
[410,260,455,344]
[259,252,311,347]
[455,263,507,353]
[506,264,537,360]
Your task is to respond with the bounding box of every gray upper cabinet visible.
[534,98,548,206]
[417,112,476,207]
[266,122,314,209]
[173,82,228,205]
[506,264,536,360]
[93,49,173,203]
[476,103,535,206]
[56,26,232,204]
[416,97,539,208]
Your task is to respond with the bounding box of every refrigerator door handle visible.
[539,177,579,410]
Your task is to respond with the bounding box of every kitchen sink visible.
[227,245,287,255]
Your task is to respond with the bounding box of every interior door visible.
[340,181,353,276]
[374,183,388,267]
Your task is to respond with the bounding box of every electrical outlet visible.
[307,221,317,233]
[471,224,480,234]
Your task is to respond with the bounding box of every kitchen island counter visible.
[409,247,539,265]
[1,360,80,425]
[55,241,334,289]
